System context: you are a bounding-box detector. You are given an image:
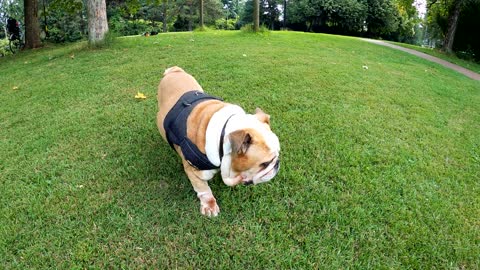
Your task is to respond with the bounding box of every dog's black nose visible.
[274,158,280,170]
[244,180,253,185]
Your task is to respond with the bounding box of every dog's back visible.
[157,67,204,140]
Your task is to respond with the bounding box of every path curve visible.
[361,38,480,81]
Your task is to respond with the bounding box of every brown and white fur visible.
[156,67,280,217]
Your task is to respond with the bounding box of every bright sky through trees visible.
[414,0,427,17]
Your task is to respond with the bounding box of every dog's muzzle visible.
[250,157,280,185]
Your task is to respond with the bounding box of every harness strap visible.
[164,91,223,170]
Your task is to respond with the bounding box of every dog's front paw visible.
[198,193,220,217]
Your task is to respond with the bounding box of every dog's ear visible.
[255,108,270,125]
[229,130,252,155]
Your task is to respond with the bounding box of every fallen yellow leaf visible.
[135,92,147,99]
[12,86,19,90]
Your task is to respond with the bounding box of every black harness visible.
[164,91,223,170]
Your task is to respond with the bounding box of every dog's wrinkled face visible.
[228,109,280,185]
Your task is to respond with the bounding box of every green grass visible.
[1,31,479,269]
[387,41,480,74]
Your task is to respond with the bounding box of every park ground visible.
[0,31,479,268]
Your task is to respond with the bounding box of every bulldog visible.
[156,67,280,217]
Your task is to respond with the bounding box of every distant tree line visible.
[1,0,479,61]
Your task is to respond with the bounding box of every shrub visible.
[214,18,238,30]
[44,10,85,43]
[0,39,11,56]
[109,16,154,36]
[240,24,269,34]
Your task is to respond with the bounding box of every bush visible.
[240,24,269,34]
[193,25,214,32]
[214,18,238,30]
[109,16,155,36]
[455,47,476,62]
[44,10,85,43]
[0,39,11,56]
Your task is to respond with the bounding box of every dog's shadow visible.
[111,125,225,217]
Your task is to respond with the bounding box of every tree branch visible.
[427,0,439,9]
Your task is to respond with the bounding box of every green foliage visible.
[286,0,421,40]
[107,0,224,33]
[451,1,480,61]
[240,0,281,29]
[0,38,11,56]
[109,16,154,36]
[193,25,214,32]
[426,0,480,61]
[44,8,85,43]
[0,0,23,39]
[215,18,238,30]
[365,0,401,36]
[48,0,83,14]
[240,23,270,33]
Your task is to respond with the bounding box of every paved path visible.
[361,38,480,81]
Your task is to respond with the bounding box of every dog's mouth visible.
[242,158,280,185]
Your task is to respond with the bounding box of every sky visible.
[414,0,427,18]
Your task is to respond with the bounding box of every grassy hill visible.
[1,31,479,269]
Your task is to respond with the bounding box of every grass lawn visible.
[1,31,479,268]
[387,41,480,74]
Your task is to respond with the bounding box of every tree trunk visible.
[87,0,108,45]
[199,0,204,28]
[253,0,259,31]
[24,0,41,49]
[442,0,463,53]
[42,0,48,38]
[283,0,287,29]
[188,1,193,31]
[162,0,168,32]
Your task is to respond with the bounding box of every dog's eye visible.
[260,157,275,169]
[260,160,273,169]
[260,162,269,168]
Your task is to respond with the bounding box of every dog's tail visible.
[163,66,184,76]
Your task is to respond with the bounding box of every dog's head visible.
[225,108,280,186]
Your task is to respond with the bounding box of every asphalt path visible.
[361,38,480,81]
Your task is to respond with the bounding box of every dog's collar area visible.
[219,114,236,161]
[205,105,245,167]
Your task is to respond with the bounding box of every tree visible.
[86,0,108,44]
[365,0,400,37]
[199,0,204,27]
[24,0,41,48]
[287,0,367,33]
[453,0,480,61]
[162,0,169,32]
[42,0,85,43]
[253,0,258,31]
[240,0,280,30]
[263,0,280,29]
[428,0,480,55]
[394,0,421,43]
[442,0,463,52]
[427,0,466,52]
